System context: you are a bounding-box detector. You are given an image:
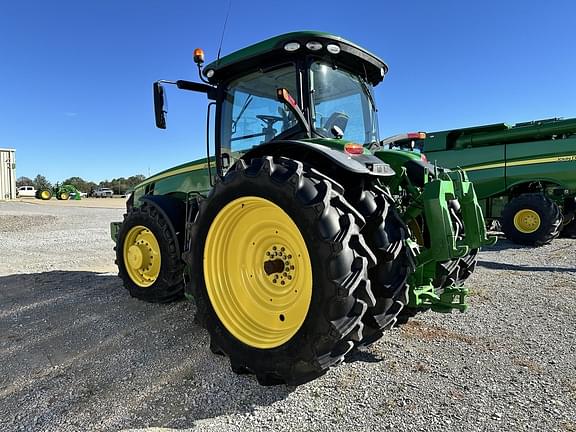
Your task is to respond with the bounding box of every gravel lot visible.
[0,201,574,432]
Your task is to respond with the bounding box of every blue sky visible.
[1,0,574,183]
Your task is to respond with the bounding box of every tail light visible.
[344,143,364,155]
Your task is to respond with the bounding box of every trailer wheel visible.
[116,203,185,303]
[501,193,562,246]
[189,156,375,385]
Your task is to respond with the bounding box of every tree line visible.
[16,174,146,195]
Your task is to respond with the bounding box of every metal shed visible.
[0,148,16,200]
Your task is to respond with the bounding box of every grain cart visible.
[111,32,493,385]
[36,183,82,200]
[383,118,576,245]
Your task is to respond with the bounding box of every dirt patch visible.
[399,319,476,345]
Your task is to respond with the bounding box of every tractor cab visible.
[154,31,389,177]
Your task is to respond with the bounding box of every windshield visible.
[221,65,299,153]
[310,61,379,144]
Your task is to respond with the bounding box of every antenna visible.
[217,0,232,60]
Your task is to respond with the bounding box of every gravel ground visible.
[0,201,574,432]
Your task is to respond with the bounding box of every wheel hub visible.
[122,225,161,287]
[263,245,295,285]
[127,245,145,269]
[514,209,541,234]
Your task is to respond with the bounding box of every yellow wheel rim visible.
[513,209,541,234]
[61,193,69,200]
[123,225,162,287]
[41,190,50,200]
[204,196,313,349]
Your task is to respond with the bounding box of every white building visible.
[0,148,16,200]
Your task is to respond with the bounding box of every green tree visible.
[62,176,97,193]
[16,176,33,187]
[33,175,52,191]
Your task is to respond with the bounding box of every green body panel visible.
[132,157,215,207]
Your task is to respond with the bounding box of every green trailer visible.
[110,31,493,385]
[378,118,576,245]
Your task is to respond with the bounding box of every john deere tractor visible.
[36,183,82,200]
[111,32,494,385]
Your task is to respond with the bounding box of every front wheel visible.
[188,157,376,385]
[501,193,562,246]
[116,203,185,303]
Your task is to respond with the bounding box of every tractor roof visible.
[203,31,388,86]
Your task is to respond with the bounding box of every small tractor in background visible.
[36,183,82,201]
[380,118,576,245]
[111,32,494,385]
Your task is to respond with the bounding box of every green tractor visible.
[111,32,494,385]
[36,183,82,200]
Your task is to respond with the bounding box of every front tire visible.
[189,157,376,385]
[501,193,562,246]
[116,203,185,303]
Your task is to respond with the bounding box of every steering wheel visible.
[256,115,284,127]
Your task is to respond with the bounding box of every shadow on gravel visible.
[0,271,292,431]
[344,348,384,364]
[477,260,576,272]
[480,238,533,252]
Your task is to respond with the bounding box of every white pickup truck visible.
[92,188,114,198]
[16,186,37,197]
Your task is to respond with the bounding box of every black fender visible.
[139,195,186,258]
[237,140,395,177]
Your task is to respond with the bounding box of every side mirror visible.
[153,82,167,129]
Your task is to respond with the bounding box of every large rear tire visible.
[116,203,185,303]
[188,157,376,385]
[501,193,562,246]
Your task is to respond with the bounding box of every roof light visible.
[326,43,340,54]
[284,42,301,52]
[193,48,205,65]
[205,69,215,78]
[344,143,364,155]
[407,132,426,139]
[306,41,323,51]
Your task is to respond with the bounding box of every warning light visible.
[193,48,205,65]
